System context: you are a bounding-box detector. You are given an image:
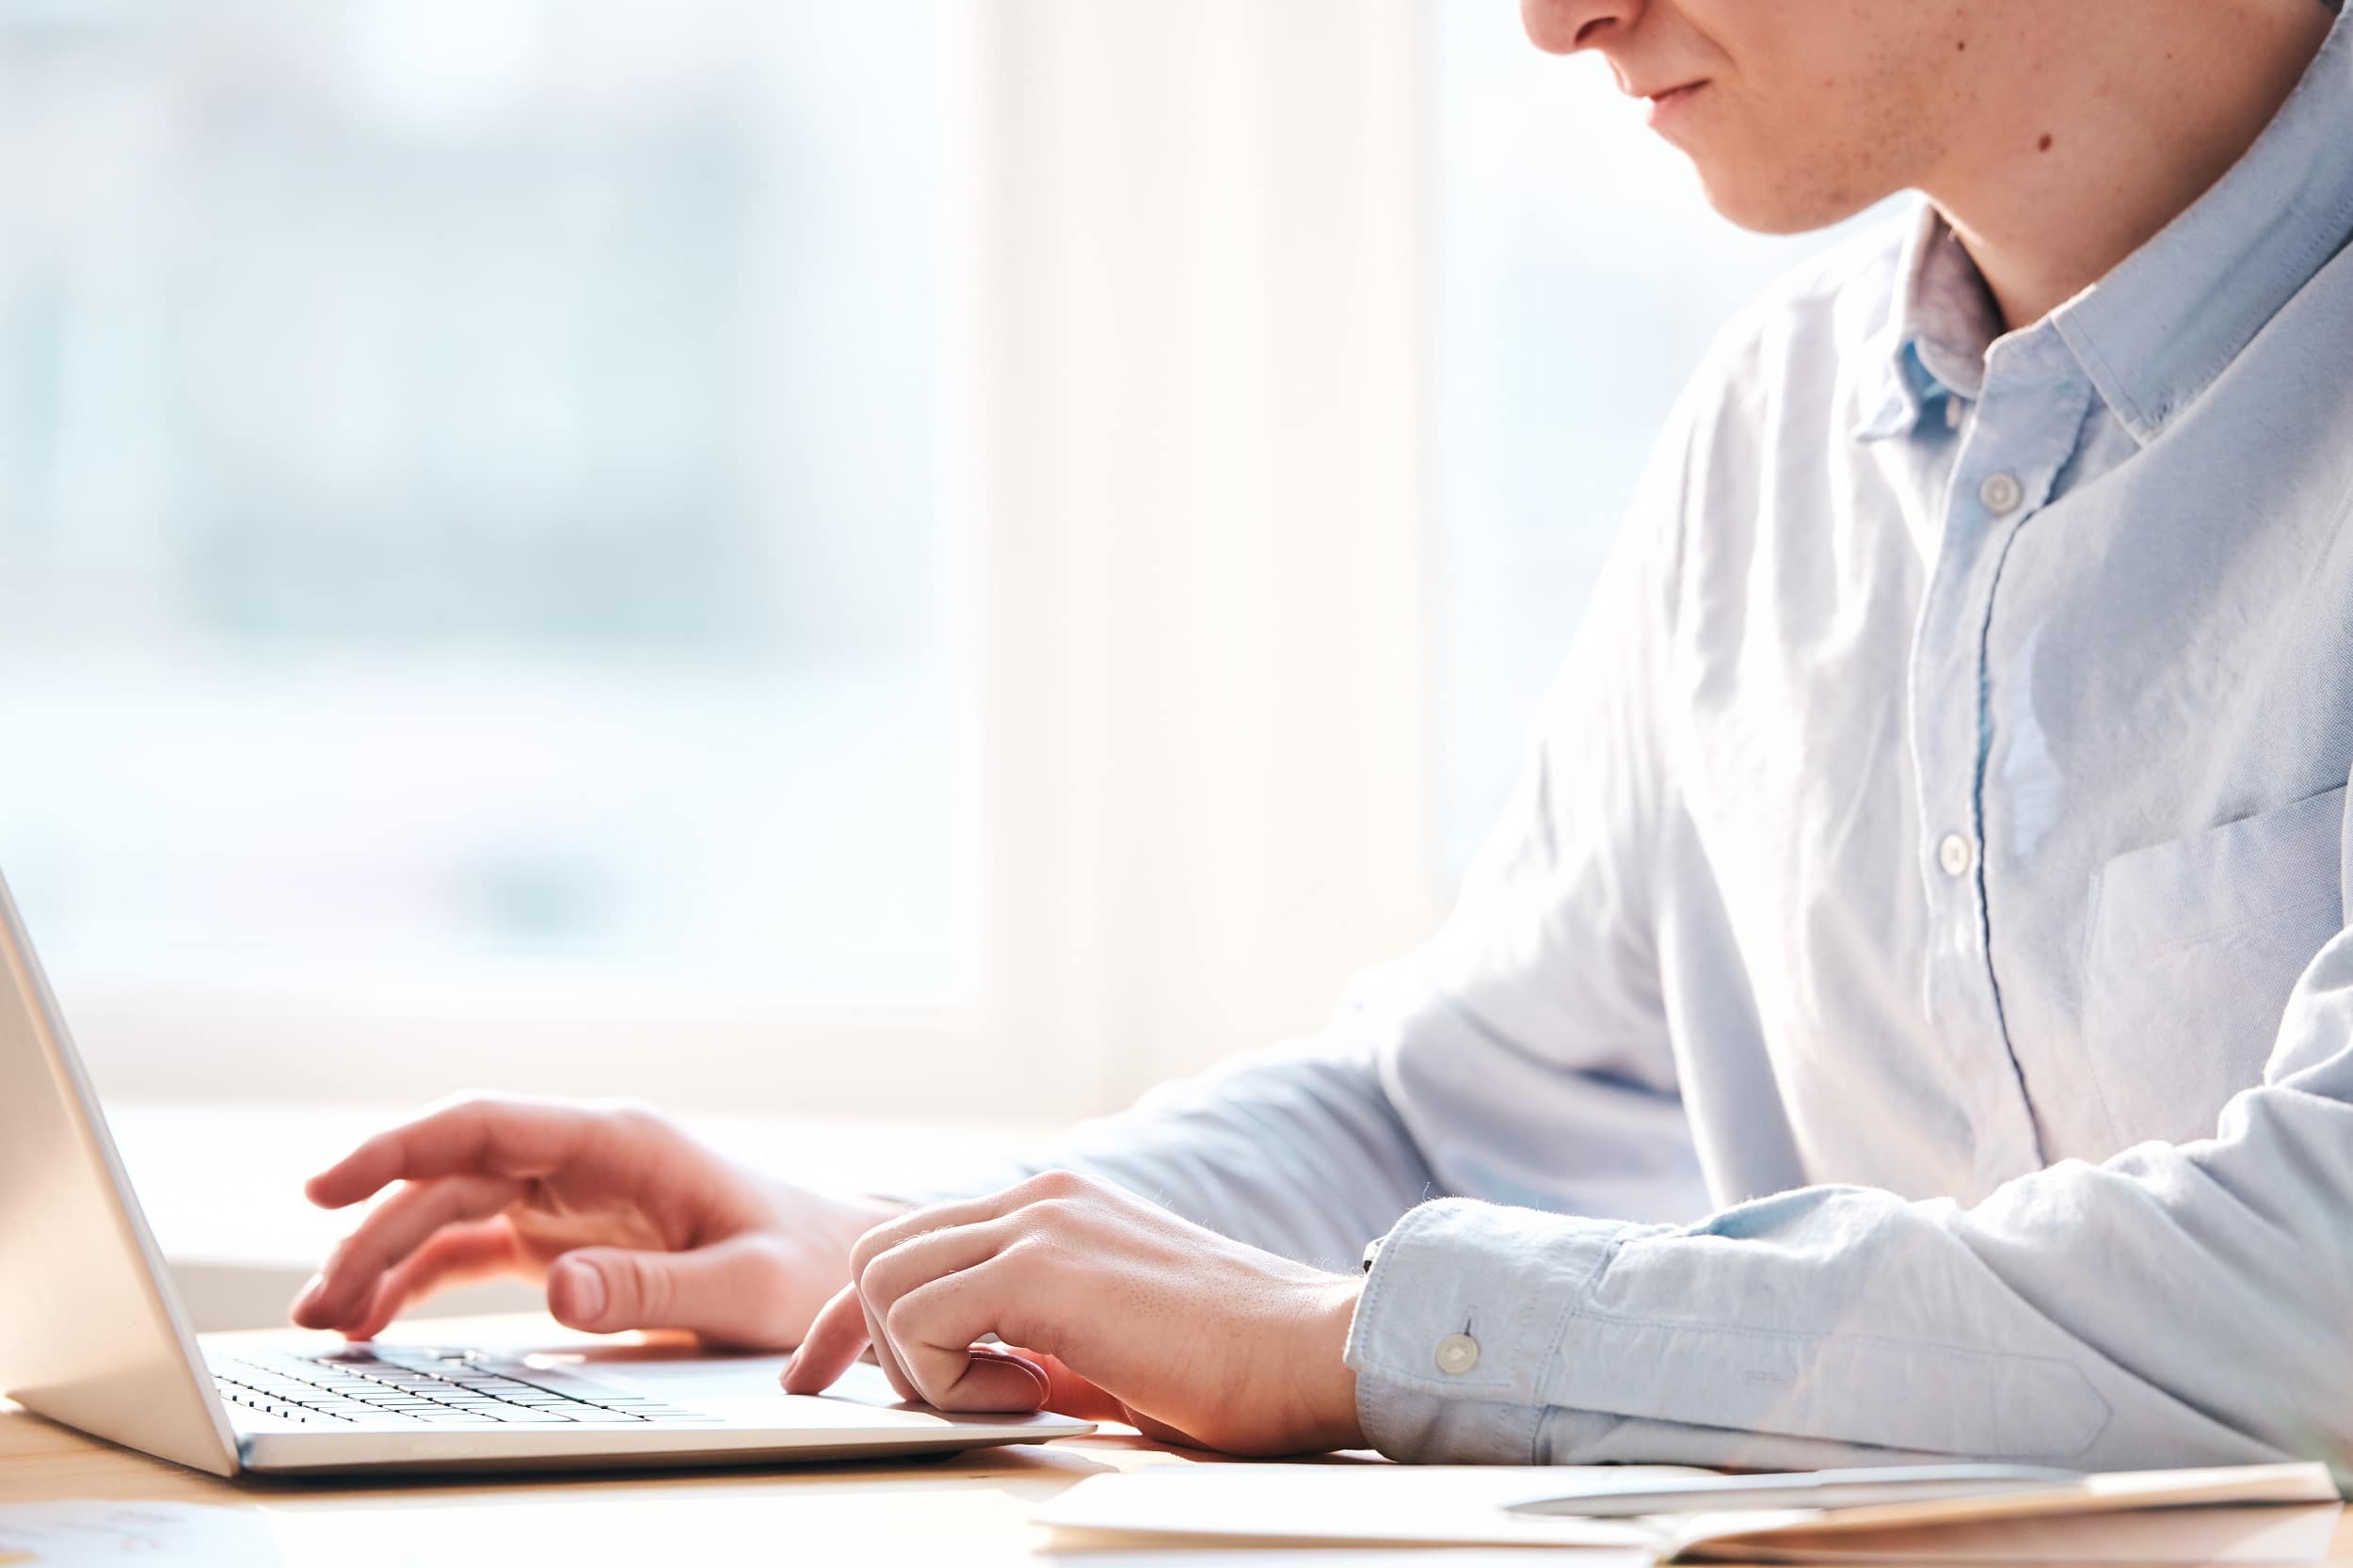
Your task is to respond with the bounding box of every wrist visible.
[761,1180,907,1279]
[1297,1274,1368,1452]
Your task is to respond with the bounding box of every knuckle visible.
[615,1252,668,1320]
[1021,1196,1070,1229]
[425,1090,523,1127]
[1020,1194,1092,1233]
[736,1233,796,1286]
[1023,1167,1087,1200]
[881,1296,925,1348]
[867,1234,933,1295]
[852,1207,934,1272]
[848,1227,894,1275]
[599,1098,669,1136]
[1001,1232,1054,1268]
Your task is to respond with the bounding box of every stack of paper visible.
[1035,1461,2343,1563]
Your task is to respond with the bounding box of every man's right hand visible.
[289,1096,905,1348]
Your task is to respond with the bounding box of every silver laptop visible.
[0,870,1094,1476]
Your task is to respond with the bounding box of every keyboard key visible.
[223,1350,721,1427]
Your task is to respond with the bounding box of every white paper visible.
[1035,1463,1678,1551]
[1669,1462,2342,1556]
[1686,1502,2344,1564]
[1037,1460,2345,1562]
[0,1502,280,1567]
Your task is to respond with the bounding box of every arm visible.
[1346,923,2353,1475]
[792,344,2353,1477]
[793,846,2353,1470]
[782,396,1725,1448]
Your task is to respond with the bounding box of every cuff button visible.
[1434,1334,1481,1376]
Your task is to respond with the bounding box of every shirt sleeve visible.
[1347,924,2353,1480]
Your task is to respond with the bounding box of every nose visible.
[1521,0,1643,55]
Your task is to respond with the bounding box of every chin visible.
[1691,160,1891,236]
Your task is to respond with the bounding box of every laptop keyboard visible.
[209,1346,718,1428]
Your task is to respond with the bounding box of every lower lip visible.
[1645,83,1705,128]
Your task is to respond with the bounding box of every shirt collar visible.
[2056,2,2353,445]
[1859,2,2353,447]
[1856,203,2000,441]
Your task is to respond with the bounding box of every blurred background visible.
[0,0,1870,1137]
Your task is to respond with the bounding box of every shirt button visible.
[1938,833,1975,877]
[1978,472,2023,514]
[1434,1334,1481,1376]
[1944,396,1964,431]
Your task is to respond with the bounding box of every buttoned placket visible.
[1903,325,2093,1199]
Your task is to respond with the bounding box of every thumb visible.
[547,1238,797,1347]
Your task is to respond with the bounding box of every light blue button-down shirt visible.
[960,8,2353,1477]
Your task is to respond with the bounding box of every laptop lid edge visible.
[0,867,242,1478]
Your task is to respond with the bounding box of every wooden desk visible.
[0,1394,1195,1565]
[6,1322,2350,1567]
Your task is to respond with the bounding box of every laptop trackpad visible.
[506,1348,1045,1429]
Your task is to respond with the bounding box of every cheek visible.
[1682,76,1915,233]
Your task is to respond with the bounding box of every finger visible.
[1000,1348,1195,1445]
[779,1279,1043,1412]
[340,1219,522,1341]
[782,1282,875,1396]
[1005,1348,1128,1423]
[797,1176,1089,1400]
[856,1271,920,1403]
[304,1098,599,1209]
[545,1236,805,1348]
[851,1220,1016,1400]
[841,1172,1092,1278]
[856,1219,1015,1311]
[293,1174,525,1330]
[879,1263,1053,1412]
[781,1280,908,1393]
[964,1347,1050,1407]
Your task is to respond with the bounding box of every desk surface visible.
[6,1321,2351,1567]
[0,1392,1189,1566]
[0,1315,1354,1568]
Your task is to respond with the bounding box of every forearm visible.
[1346,1066,2349,1473]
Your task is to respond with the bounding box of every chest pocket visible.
[2080,785,2347,1151]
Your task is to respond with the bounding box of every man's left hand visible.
[779,1170,1367,1455]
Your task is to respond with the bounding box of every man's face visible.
[1523,0,1975,233]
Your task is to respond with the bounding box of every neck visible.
[1924,2,2336,330]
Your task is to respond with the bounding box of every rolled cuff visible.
[1343,1197,1629,1463]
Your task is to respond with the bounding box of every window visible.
[0,2,1435,1118]
[0,1,979,1021]
[0,1,1891,1116]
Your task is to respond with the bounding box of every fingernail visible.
[557,1258,605,1322]
[292,1274,325,1314]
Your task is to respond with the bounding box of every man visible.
[293,0,2353,1469]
